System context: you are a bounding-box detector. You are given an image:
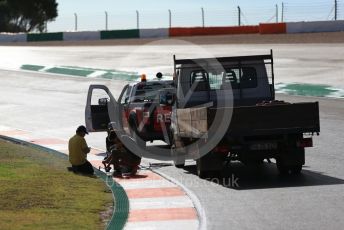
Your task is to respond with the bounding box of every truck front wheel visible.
[196,159,210,179]
[196,157,219,179]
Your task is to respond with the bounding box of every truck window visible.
[222,67,257,89]
[190,67,258,91]
[195,70,239,90]
[221,70,239,89]
[190,71,209,91]
[91,89,110,105]
[240,67,258,88]
[133,82,173,102]
[208,71,224,90]
[209,70,240,90]
[121,86,131,105]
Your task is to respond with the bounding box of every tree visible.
[0,0,58,33]
[0,0,10,31]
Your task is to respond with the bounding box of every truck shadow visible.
[182,162,344,190]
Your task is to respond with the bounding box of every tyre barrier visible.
[169,25,259,37]
[259,23,287,34]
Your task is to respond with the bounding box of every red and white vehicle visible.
[85,74,174,146]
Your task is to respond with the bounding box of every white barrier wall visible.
[287,20,344,33]
[0,33,27,42]
[139,28,169,38]
[63,31,101,41]
[1,21,344,43]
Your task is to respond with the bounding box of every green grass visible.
[0,140,113,230]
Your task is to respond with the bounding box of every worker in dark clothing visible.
[68,125,94,175]
[103,123,141,177]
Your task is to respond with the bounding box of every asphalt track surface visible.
[0,42,344,229]
[1,42,344,87]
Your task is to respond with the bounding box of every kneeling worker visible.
[68,125,94,175]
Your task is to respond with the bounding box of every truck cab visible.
[119,77,174,144]
[175,53,274,108]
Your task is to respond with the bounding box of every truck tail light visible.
[297,138,313,148]
[213,146,229,154]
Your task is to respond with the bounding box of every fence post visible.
[74,13,78,31]
[201,7,205,27]
[276,4,279,23]
[281,2,284,22]
[168,9,172,28]
[335,0,338,20]
[105,11,108,30]
[136,10,140,29]
[238,6,241,26]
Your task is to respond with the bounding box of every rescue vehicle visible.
[85,73,174,147]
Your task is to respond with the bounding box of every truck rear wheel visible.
[276,160,302,175]
[276,160,289,175]
[290,165,302,174]
[277,146,304,175]
[196,159,209,178]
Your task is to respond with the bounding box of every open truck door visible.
[85,85,118,132]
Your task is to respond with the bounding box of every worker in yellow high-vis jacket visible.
[68,125,94,175]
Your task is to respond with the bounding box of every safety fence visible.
[44,1,344,32]
[1,20,344,43]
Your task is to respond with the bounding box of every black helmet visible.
[76,125,88,134]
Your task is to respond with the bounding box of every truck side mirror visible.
[165,92,174,105]
[98,98,109,106]
[159,91,174,106]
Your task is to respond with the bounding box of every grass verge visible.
[0,139,113,230]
